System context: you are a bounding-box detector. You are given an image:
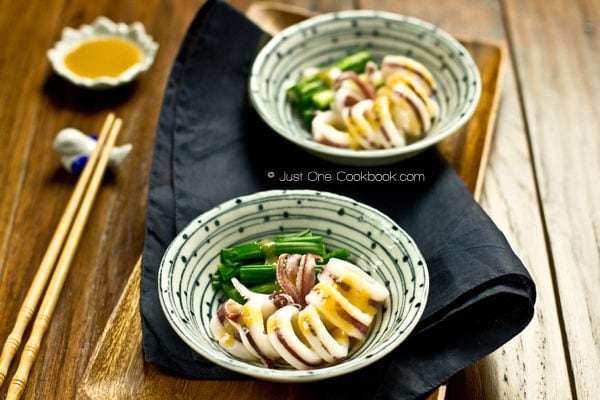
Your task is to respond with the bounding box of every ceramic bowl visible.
[47,16,158,89]
[249,10,481,166]
[158,189,429,382]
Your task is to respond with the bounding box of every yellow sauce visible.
[258,240,278,265]
[221,332,235,347]
[310,284,358,336]
[241,302,263,327]
[64,37,142,79]
[333,273,378,317]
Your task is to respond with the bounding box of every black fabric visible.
[140,1,536,398]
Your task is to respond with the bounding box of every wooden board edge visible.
[457,36,509,201]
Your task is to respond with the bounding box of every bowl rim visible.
[157,189,430,382]
[249,9,482,163]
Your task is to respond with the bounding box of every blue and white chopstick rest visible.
[53,127,132,175]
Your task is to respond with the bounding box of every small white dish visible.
[158,189,429,382]
[47,16,158,89]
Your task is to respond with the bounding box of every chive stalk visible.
[220,236,326,267]
[322,247,351,263]
[333,49,372,73]
[212,230,352,301]
[248,281,282,295]
[239,264,277,284]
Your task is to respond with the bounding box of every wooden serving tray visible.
[77,37,506,400]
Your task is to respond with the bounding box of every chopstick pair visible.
[0,113,123,399]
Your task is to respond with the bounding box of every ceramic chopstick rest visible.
[53,127,132,175]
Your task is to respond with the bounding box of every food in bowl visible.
[210,229,349,300]
[287,50,439,150]
[158,189,429,382]
[209,231,390,370]
[249,10,482,165]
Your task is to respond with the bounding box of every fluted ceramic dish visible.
[47,16,158,89]
[158,189,429,382]
[249,10,481,166]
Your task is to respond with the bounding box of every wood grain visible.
[1,0,595,399]
[359,1,575,399]
[0,1,205,399]
[503,0,600,398]
[451,62,573,400]
[436,36,505,200]
[76,26,506,400]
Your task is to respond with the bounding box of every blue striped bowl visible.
[158,190,429,382]
[249,10,481,166]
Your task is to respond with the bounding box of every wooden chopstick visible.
[0,113,116,387]
[0,114,122,399]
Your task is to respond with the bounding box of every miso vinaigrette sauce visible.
[64,37,142,79]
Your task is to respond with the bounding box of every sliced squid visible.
[386,71,439,119]
[332,70,376,99]
[317,258,390,318]
[297,304,350,363]
[297,53,439,150]
[381,54,436,96]
[342,99,381,149]
[305,281,373,340]
[381,81,432,139]
[372,95,406,148]
[226,279,285,367]
[210,255,390,371]
[331,87,363,113]
[323,55,437,148]
[266,305,323,370]
[364,60,383,88]
[312,110,356,149]
[209,299,258,362]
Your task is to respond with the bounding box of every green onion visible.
[211,272,223,291]
[312,89,335,110]
[322,247,351,263]
[217,263,240,281]
[287,76,320,102]
[239,264,277,285]
[214,230,352,301]
[220,237,326,267]
[239,263,339,285]
[333,49,372,73]
[249,281,282,295]
[272,235,323,244]
[220,283,245,304]
[276,229,313,239]
[219,243,264,266]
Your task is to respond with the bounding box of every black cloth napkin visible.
[140,1,536,398]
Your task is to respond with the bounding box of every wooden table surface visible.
[0,0,598,399]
